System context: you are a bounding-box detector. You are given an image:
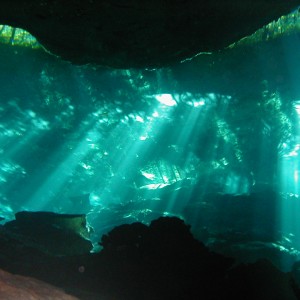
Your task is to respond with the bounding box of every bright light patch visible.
[295,102,300,115]
[152,111,159,117]
[141,171,155,180]
[207,93,217,101]
[135,115,144,123]
[155,94,177,107]
[140,183,169,190]
[194,100,205,107]
[139,136,147,141]
[294,170,299,182]
[27,110,36,118]
[89,143,98,149]
[32,118,50,130]
[99,118,108,124]
[91,194,100,201]
[81,163,91,170]
[285,144,300,157]
[163,175,169,183]
[89,193,101,206]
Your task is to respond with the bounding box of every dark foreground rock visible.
[3,211,93,256]
[0,214,299,299]
[0,0,298,68]
[0,268,78,300]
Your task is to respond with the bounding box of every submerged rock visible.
[0,215,298,299]
[97,216,299,299]
[0,0,298,68]
[3,211,93,256]
[14,211,91,239]
[0,268,78,300]
[225,259,298,300]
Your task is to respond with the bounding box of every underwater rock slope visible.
[0,215,299,299]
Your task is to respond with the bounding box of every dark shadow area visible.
[0,213,299,300]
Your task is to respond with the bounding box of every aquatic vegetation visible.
[0,25,40,49]
[228,9,300,48]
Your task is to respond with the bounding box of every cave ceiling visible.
[0,0,299,68]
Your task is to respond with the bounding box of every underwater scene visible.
[2,3,300,300]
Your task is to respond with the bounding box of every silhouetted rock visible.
[100,221,148,251]
[0,215,298,299]
[225,259,298,300]
[0,0,298,67]
[3,211,93,256]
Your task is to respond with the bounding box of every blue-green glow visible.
[155,94,177,106]
[1,18,300,270]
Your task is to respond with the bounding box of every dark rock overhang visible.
[0,0,299,68]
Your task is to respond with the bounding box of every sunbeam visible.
[1,9,300,287]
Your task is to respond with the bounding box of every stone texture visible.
[0,268,78,300]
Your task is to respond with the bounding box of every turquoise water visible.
[1,15,300,270]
